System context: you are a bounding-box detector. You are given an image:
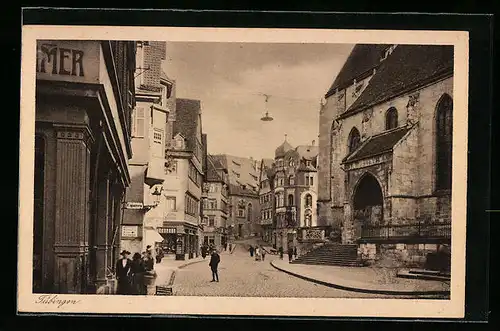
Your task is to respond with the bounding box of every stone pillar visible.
[53,124,93,294]
[94,170,110,288]
[342,202,354,244]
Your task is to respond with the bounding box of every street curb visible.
[167,259,207,289]
[270,260,450,297]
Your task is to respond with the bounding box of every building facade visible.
[263,139,321,251]
[121,41,170,257]
[258,159,275,243]
[160,98,204,260]
[212,155,260,239]
[201,150,230,249]
[34,40,136,294]
[317,44,453,267]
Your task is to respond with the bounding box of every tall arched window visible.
[436,94,453,191]
[385,107,398,130]
[305,194,313,208]
[288,194,294,206]
[247,203,253,222]
[348,127,361,154]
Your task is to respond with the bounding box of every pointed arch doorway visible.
[352,173,384,239]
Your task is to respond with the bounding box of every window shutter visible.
[133,107,146,137]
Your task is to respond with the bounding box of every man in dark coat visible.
[115,250,132,295]
[288,247,294,263]
[209,249,220,282]
[249,245,254,257]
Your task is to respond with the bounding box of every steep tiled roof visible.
[206,155,224,182]
[275,140,294,158]
[173,98,201,151]
[228,183,258,197]
[343,126,410,163]
[326,44,389,97]
[343,45,453,116]
[295,145,319,160]
[211,154,260,196]
[262,158,274,169]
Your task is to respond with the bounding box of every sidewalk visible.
[270,258,450,296]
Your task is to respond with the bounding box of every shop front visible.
[33,40,136,294]
[161,221,199,260]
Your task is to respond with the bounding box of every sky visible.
[163,42,354,160]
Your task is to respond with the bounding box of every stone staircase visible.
[291,243,362,267]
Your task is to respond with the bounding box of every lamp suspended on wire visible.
[260,94,274,122]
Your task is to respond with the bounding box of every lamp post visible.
[152,186,162,206]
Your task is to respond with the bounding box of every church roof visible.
[343,126,410,163]
[326,44,390,97]
[340,44,453,118]
[275,140,294,158]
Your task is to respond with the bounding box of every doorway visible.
[353,173,384,238]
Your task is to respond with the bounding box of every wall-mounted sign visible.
[121,225,139,238]
[36,40,100,84]
[124,202,144,210]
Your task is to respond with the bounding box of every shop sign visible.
[158,227,177,234]
[124,202,144,210]
[36,40,100,84]
[121,225,139,238]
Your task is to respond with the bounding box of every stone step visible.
[291,261,362,267]
[292,259,359,263]
[397,270,451,282]
[294,258,359,264]
[409,269,451,277]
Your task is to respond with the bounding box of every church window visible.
[385,107,398,130]
[348,127,361,154]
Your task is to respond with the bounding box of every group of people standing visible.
[277,246,298,262]
[115,245,156,295]
[248,245,267,261]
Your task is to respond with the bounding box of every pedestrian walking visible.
[224,242,228,251]
[279,246,284,259]
[142,250,156,295]
[288,247,293,263]
[115,250,132,295]
[201,245,207,259]
[130,252,145,295]
[255,246,260,261]
[293,246,298,259]
[249,245,255,257]
[155,245,164,264]
[229,243,232,252]
[261,247,266,261]
[209,249,220,282]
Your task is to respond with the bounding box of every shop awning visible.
[144,228,164,243]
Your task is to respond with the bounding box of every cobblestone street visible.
[173,245,393,298]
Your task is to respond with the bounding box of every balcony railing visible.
[361,222,451,240]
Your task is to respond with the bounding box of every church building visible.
[317,44,453,267]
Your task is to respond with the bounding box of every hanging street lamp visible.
[260,94,274,122]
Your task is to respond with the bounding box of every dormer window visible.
[306,160,312,167]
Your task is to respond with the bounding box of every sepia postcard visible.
[19,24,469,318]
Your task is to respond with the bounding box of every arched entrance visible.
[352,173,384,239]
